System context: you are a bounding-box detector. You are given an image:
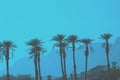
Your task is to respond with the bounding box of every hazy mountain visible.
[0,37,120,77]
[110,37,120,62]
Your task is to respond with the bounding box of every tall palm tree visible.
[37,47,47,80]
[1,41,17,80]
[78,38,93,80]
[100,33,112,80]
[56,42,68,80]
[62,42,68,80]
[66,35,78,80]
[52,34,66,80]
[27,39,42,80]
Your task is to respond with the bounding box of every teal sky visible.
[0,0,120,70]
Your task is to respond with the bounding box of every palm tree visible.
[27,46,38,80]
[52,34,66,80]
[37,47,47,80]
[27,39,42,80]
[66,35,78,80]
[100,33,112,80]
[56,42,68,80]
[1,41,17,80]
[62,42,68,80]
[78,38,93,80]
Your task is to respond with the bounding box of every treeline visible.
[0,33,119,80]
[0,66,120,80]
[0,75,34,80]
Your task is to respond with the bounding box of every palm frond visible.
[26,38,43,47]
[0,53,4,62]
[55,50,59,54]
[29,55,34,59]
[52,43,59,51]
[11,52,14,58]
[66,46,72,50]
[51,34,66,42]
[40,48,47,55]
[89,46,94,53]
[109,44,112,49]
[78,45,85,50]
[102,43,106,48]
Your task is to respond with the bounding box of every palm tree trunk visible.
[106,40,111,80]
[106,53,110,80]
[63,48,67,80]
[6,49,10,80]
[72,42,77,80]
[38,54,42,80]
[34,55,38,80]
[85,45,88,80]
[63,57,67,80]
[85,55,88,80]
[6,59,10,80]
[60,47,64,80]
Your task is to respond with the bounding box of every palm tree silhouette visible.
[27,38,42,80]
[78,38,93,80]
[62,42,68,80]
[100,33,112,80]
[66,35,78,80]
[38,47,47,80]
[56,42,68,80]
[52,34,66,80]
[1,41,16,80]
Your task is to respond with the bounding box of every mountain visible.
[110,37,120,62]
[0,37,120,77]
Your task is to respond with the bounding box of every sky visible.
[0,0,120,76]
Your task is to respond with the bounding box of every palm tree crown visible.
[100,33,112,40]
[79,39,93,45]
[27,38,43,47]
[66,35,78,43]
[2,41,16,49]
[52,34,66,42]
[2,41,17,59]
[0,40,16,80]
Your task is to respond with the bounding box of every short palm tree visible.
[66,35,78,80]
[78,38,93,80]
[52,34,66,80]
[100,33,112,80]
[27,38,42,80]
[1,41,17,80]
